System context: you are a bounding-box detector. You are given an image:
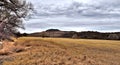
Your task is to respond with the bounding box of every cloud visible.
[31,1,120,18]
[22,0,120,33]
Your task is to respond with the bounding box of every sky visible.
[20,0,120,33]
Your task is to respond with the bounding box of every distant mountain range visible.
[17,29,120,40]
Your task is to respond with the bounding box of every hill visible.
[26,29,120,40]
[1,37,120,65]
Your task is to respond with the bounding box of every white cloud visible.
[23,0,120,33]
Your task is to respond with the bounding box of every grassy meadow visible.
[1,37,120,65]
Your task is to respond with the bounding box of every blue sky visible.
[20,0,120,33]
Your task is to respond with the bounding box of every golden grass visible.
[0,41,25,55]
[2,37,120,65]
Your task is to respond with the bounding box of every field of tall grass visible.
[1,37,120,65]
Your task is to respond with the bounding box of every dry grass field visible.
[0,37,120,65]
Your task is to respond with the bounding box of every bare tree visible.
[108,34,119,40]
[72,34,78,39]
[0,0,33,41]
